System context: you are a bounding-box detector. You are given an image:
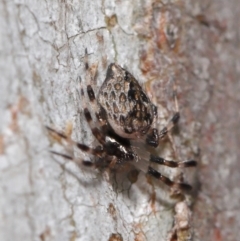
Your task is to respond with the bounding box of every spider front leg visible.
[146,111,180,147]
[150,155,197,168]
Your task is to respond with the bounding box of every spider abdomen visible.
[98,64,155,139]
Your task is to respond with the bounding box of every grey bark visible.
[0,1,239,241]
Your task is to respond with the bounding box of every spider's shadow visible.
[51,154,178,207]
[109,167,182,207]
[51,156,104,189]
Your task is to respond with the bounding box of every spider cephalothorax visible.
[48,50,197,192]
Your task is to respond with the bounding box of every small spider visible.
[47,50,197,192]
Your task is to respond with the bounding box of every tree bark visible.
[0,1,239,241]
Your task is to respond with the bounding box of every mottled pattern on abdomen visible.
[98,64,155,139]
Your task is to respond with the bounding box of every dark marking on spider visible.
[87,85,95,101]
[47,49,197,192]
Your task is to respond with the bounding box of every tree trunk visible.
[0,1,239,241]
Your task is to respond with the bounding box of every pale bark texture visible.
[0,1,239,241]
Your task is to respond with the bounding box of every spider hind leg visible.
[147,166,192,192]
[147,154,197,191]
[49,150,94,167]
[47,126,118,170]
[150,155,197,168]
[46,126,104,156]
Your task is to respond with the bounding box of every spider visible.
[47,49,197,192]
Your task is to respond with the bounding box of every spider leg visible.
[85,49,108,128]
[78,82,106,145]
[147,166,192,191]
[83,107,106,145]
[49,150,95,167]
[146,84,180,147]
[50,150,118,170]
[86,83,108,131]
[77,49,108,144]
[150,155,197,168]
[46,126,104,156]
[47,127,119,169]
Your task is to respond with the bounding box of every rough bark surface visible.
[0,1,239,241]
